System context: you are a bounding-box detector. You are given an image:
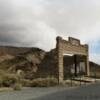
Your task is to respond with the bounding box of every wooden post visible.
[74,55,77,76]
[86,55,90,76]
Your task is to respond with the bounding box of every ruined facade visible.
[56,36,90,83]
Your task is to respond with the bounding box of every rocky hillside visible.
[0,46,46,79]
[0,46,99,79]
[89,61,100,77]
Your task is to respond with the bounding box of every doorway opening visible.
[63,54,86,80]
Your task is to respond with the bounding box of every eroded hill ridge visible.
[0,46,99,79]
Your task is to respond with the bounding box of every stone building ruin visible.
[56,36,90,83]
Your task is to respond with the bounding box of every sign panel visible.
[69,37,80,46]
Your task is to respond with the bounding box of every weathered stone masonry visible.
[56,36,90,84]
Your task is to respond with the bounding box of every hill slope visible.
[0,46,99,79]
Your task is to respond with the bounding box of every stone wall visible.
[56,36,90,84]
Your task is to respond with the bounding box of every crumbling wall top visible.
[56,36,88,48]
[68,37,80,46]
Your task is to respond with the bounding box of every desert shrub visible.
[30,77,58,87]
[13,83,22,90]
[0,70,7,87]
[20,79,32,87]
[2,74,18,87]
[0,70,5,75]
[0,70,19,87]
[0,76,3,87]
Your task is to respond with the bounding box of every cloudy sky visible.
[0,0,100,64]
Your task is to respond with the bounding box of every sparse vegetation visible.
[2,74,18,87]
[0,87,13,92]
[30,77,58,87]
[13,83,22,91]
[20,79,32,87]
[20,77,58,87]
[0,69,58,90]
[0,70,18,87]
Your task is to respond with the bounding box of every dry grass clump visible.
[0,70,22,91]
[0,70,19,87]
[0,87,13,92]
[13,83,22,91]
[20,79,32,87]
[2,74,18,87]
[20,77,58,87]
[0,69,58,89]
[30,77,58,87]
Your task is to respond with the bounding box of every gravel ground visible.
[0,86,74,100]
[34,83,100,100]
[0,83,100,100]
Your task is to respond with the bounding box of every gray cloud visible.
[0,0,100,63]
